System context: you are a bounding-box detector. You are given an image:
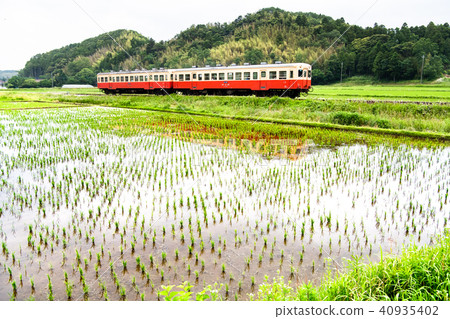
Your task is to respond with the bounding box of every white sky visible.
[0,0,448,70]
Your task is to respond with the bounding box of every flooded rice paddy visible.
[0,107,449,300]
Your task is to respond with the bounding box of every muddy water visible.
[0,108,449,300]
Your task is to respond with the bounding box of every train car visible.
[172,62,311,97]
[97,69,150,93]
[97,62,311,97]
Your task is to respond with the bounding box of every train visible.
[97,62,311,97]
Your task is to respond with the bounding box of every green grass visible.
[2,86,449,134]
[0,101,82,110]
[310,84,450,102]
[1,87,449,146]
[251,232,450,301]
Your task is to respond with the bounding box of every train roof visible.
[171,62,311,72]
[98,62,311,75]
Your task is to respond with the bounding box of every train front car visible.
[97,70,152,94]
[258,62,312,96]
[171,62,311,97]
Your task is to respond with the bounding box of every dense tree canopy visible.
[10,8,449,88]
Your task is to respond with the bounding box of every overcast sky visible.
[0,0,448,70]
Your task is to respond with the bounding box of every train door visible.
[302,69,308,89]
[260,70,267,90]
[191,73,197,90]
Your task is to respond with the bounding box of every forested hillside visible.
[9,7,449,87]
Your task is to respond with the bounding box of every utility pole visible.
[420,55,424,84]
[340,62,343,84]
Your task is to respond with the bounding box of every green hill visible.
[13,7,450,87]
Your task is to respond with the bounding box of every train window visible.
[125,76,128,82]
[219,73,225,80]
[261,71,266,78]
[160,75,164,81]
[244,72,250,80]
[130,76,133,82]
[198,74,202,81]
[253,72,258,80]
[165,75,168,81]
[308,70,311,78]
[298,70,302,78]
[303,70,307,78]
[185,74,191,81]
[269,71,277,79]
[235,72,242,80]
[227,72,233,80]
[193,74,196,80]
[205,74,210,80]
[279,71,287,79]
[212,73,217,80]
[290,71,293,79]
[135,76,139,81]
[170,74,173,80]
[121,76,124,82]
[145,76,148,81]
[179,74,184,81]
[140,76,143,81]
[175,75,178,80]
[149,75,153,80]
[99,77,103,82]
[110,77,112,82]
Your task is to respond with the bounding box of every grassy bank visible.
[1,89,450,134]
[82,107,448,148]
[159,233,450,301]
[252,233,450,301]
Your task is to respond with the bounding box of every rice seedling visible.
[65,281,73,300]
[119,286,126,299]
[11,281,17,295]
[136,255,141,266]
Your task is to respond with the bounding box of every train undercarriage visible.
[102,88,308,98]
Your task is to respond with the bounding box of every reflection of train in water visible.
[97,62,312,97]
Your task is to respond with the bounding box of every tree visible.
[21,78,39,88]
[74,68,96,85]
[244,49,264,64]
[295,15,307,27]
[67,57,91,76]
[6,76,25,88]
[423,55,444,80]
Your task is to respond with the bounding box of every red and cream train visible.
[97,62,311,97]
